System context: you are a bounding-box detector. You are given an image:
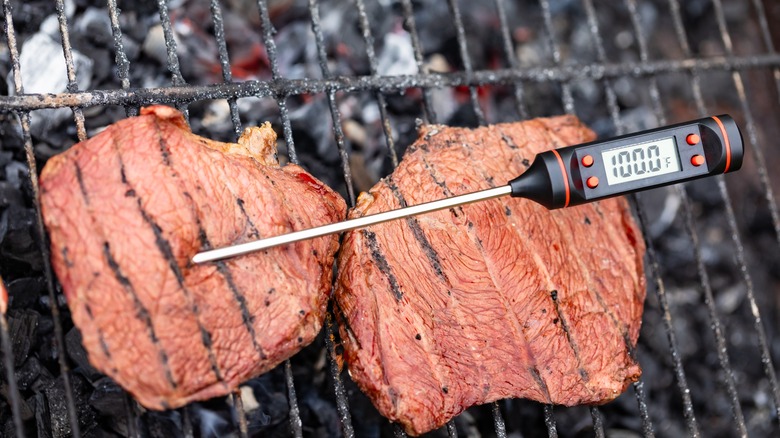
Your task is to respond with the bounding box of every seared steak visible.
[40,106,346,409]
[335,115,646,435]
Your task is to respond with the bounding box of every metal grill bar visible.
[622,0,746,434]
[229,388,249,438]
[492,402,507,438]
[4,54,779,112]
[577,1,696,436]
[668,0,780,421]
[543,404,558,438]
[713,0,780,277]
[53,0,87,141]
[750,0,780,105]
[156,0,185,87]
[355,0,399,167]
[589,406,605,438]
[493,0,528,120]
[156,0,189,120]
[446,0,485,125]
[284,360,303,437]
[538,0,574,114]
[308,0,356,206]
[446,420,458,437]
[0,277,25,438]
[209,0,242,140]
[251,1,306,432]
[399,0,435,123]
[324,312,355,437]
[1,1,83,436]
[256,0,299,163]
[106,0,137,116]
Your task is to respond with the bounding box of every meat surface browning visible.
[335,115,646,435]
[40,105,346,409]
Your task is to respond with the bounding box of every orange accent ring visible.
[711,116,731,173]
[551,149,570,207]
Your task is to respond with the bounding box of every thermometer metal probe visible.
[193,115,743,264]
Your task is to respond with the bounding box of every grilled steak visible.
[335,115,646,435]
[40,105,346,410]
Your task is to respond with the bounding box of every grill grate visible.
[1,0,780,437]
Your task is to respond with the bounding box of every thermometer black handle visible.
[509,115,743,209]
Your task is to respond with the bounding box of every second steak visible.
[335,115,646,435]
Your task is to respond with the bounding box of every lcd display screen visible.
[601,137,681,185]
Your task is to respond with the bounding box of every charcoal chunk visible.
[7,309,39,367]
[66,327,102,381]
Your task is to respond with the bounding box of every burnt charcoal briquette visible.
[7,309,39,368]
[41,374,96,438]
[66,328,102,381]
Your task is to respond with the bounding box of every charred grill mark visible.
[61,247,74,268]
[74,162,89,204]
[550,290,589,382]
[499,130,519,149]
[385,178,449,283]
[135,197,225,384]
[103,241,177,388]
[530,366,553,403]
[112,136,224,386]
[362,230,402,300]
[154,131,269,367]
[236,198,260,238]
[591,288,636,360]
[333,300,361,350]
[154,120,172,166]
[71,161,127,379]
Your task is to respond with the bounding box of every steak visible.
[40,105,346,410]
[335,115,646,435]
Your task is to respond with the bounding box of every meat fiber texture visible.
[40,106,346,410]
[335,115,646,435]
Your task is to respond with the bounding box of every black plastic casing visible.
[509,115,744,209]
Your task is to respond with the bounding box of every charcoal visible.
[0,205,41,271]
[301,390,341,437]
[0,181,24,209]
[33,391,53,438]
[188,402,235,438]
[243,375,289,429]
[41,374,96,438]
[89,377,132,437]
[14,17,93,139]
[75,7,114,48]
[5,160,28,190]
[7,309,39,368]
[66,327,102,382]
[15,356,44,391]
[7,277,46,310]
[142,410,184,438]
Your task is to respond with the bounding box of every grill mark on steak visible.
[550,290,589,381]
[385,178,450,283]
[103,241,177,389]
[362,230,403,300]
[74,159,171,384]
[112,136,225,387]
[153,125,268,363]
[529,367,553,402]
[235,198,261,239]
[417,147,557,401]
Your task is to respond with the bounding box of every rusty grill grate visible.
[1,0,779,437]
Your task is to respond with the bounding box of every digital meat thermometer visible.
[193,115,743,264]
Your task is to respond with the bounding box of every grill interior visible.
[1,0,779,436]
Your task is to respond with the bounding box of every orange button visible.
[581,155,594,167]
[686,133,700,145]
[586,176,599,188]
[691,154,705,166]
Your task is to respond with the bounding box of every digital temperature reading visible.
[601,137,681,185]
